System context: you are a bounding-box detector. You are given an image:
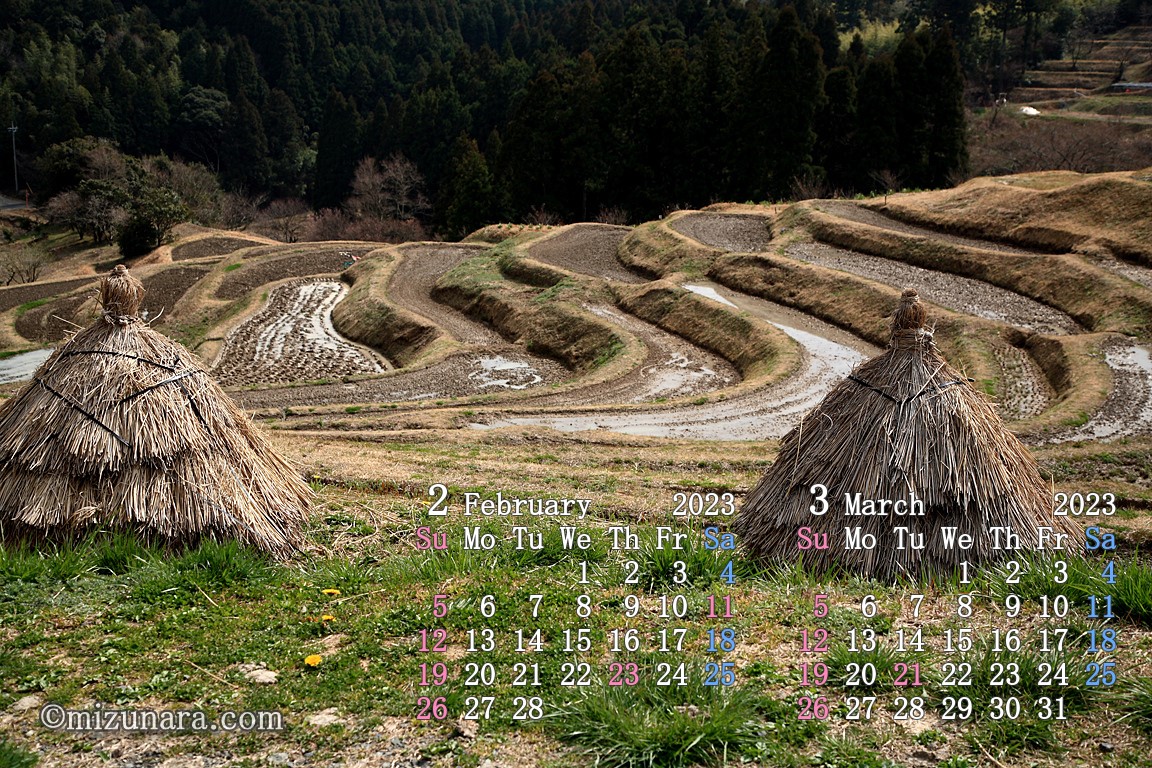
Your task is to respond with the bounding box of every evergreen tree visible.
[893,31,931,186]
[854,55,902,192]
[501,70,565,216]
[221,93,270,191]
[562,52,608,220]
[923,27,968,186]
[441,134,494,238]
[812,8,841,69]
[763,7,825,199]
[175,86,229,172]
[686,20,737,203]
[224,36,268,105]
[264,88,307,196]
[599,26,673,219]
[312,89,361,209]
[729,9,771,199]
[816,66,859,193]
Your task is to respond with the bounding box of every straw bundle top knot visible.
[890,287,928,342]
[99,264,146,325]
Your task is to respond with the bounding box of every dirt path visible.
[1047,339,1152,443]
[787,242,1081,335]
[213,280,389,386]
[527,224,641,283]
[815,199,1051,255]
[391,244,503,345]
[669,213,773,252]
[475,283,877,440]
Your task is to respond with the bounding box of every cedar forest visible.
[0,0,1144,241]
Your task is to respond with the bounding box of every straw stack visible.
[0,265,311,558]
[734,289,1078,580]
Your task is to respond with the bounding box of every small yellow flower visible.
[322,588,341,597]
[321,614,335,622]
[305,654,323,667]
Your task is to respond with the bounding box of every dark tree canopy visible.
[0,0,991,233]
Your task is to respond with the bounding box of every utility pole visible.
[7,125,16,195]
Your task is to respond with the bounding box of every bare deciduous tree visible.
[594,206,630,225]
[870,169,903,205]
[790,172,831,202]
[526,205,561,225]
[347,154,430,221]
[45,189,125,244]
[306,208,353,241]
[262,197,311,243]
[218,190,265,230]
[0,244,49,285]
[150,158,222,225]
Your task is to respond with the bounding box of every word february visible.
[463,492,591,519]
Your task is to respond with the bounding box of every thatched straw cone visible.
[0,265,311,558]
[734,289,1078,581]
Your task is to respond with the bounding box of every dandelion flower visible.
[321,614,335,621]
[305,654,323,667]
[322,588,341,597]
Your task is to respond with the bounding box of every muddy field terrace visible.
[4,168,1152,768]
[5,168,1150,447]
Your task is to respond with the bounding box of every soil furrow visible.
[669,213,773,253]
[815,199,1051,255]
[391,244,504,345]
[787,242,1080,335]
[1047,339,1152,443]
[230,352,570,409]
[527,225,641,283]
[524,304,738,406]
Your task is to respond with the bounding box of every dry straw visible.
[0,265,311,558]
[734,288,1078,581]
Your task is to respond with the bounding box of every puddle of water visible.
[1055,343,1152,442]
[0,349,53,384]
[683,284,738,308]
[470,356,544,390]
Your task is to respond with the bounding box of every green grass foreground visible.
[3,476,1152,767]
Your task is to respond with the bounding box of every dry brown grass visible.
[617,217,723,277]
[876,169,1152,265]
[432,246,624,372]
[616,279,798,383]
[968,110,1152,178]
[798,202,1152,338]
[620,209,1113,435]
[1014,332,1115,437]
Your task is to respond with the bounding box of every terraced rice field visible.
[4,181,1149,449]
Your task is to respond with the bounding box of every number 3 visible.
[809,484,828,516]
